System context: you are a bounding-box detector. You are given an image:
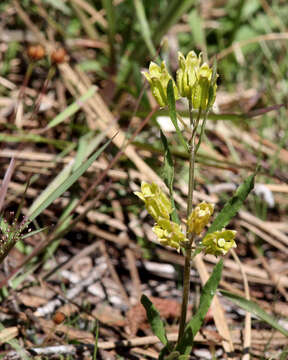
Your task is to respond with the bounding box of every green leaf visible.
[153,0,195,46]
[141,295,168,346]
[160,130,179,224]
[73,132,105,171]
[133,0,156,57]
[21,227,48,240]
[101,0,116,60]
[47,86,97,129]
[43,0,71,15]
[207,173,256,235]
[176,259,223,355]
[160,130,174,190]
[0,133,70,149]
[27,138,112,222]
[188,9,206,48]
[162,351,180,360]
[167,80,188,152]
[220,290,288,337]
[93,320,99,360]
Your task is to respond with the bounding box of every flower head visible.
[187,202,214,235]
[202,229,237,256]
[134,182,172,221]
[142,61,179,107]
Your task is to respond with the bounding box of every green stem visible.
[187,107,201,218]
[195,109,207,154]
[177,242,192,341]
[177,102,201,343]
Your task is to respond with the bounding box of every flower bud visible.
[27,44,45,61]
[142,61,179,107]
[202,229,237,256]
[134,182,172,221]
[187,202,214,235]
[51,48,67,64]
[52,311,65,324]
[153,218,186,251]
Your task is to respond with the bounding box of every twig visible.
[125,247,142,301]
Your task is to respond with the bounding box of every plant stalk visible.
[177,239,192,342]
[177,102,201,342]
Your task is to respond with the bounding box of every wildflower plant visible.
[136,51,257,358]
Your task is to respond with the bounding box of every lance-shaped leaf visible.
[207,172,256,235]
[160,130,180,224]
[141,295,168,346]
[27,137,112,222]
[220,290,288,337]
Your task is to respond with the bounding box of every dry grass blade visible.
[0,158,15,213]
[231,249,251,360]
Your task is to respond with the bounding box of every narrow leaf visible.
[176,259,223,354]
[21,227,48,240]
[160,130,174,190]
[47,86,96,129]
[141,295,168,345]
[133,0,156,57]
[0,133,70,149]
[27,138,112,222]
[160,130,179,224]
[93,320,99,360]
[167,80,188,152]
[188,9,206,48]
[220,290,288,337]
[207,173,256,235]
[153,0,195,46]
[0,158,15,212]
[28,160,74,219]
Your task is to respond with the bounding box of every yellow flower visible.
[187,202,214,235]
[202,229,237,256]
[153,218,187,251]
[176,51,218,110]
[142,61,179,107]
[134,182,172,221]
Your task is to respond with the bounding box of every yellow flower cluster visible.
[142,51,217,110]
[134,182,186,251]
[135,183,237,256]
